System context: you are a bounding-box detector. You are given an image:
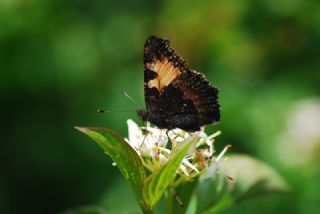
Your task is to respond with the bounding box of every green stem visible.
[165,189,174,214]
[141,203,153,214]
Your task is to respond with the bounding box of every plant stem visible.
[165,190,174,214]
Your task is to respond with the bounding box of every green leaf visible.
[195,154,290,214]
[143,135,198,209]
[171,178,198,214]
[194,172,232,214]
[74,127,151,213]
[223,154,290,201]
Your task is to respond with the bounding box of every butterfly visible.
[137,36,220,132]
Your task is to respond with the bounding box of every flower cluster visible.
[125,119,230,183]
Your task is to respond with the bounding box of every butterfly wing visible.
[143,36,220,131]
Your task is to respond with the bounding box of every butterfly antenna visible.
[122,91,142,108]
[97,109,136,113]
[97,91,141,113]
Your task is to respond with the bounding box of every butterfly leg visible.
[139,121,149,149]
[165,130,174,150]
[139,131,147,150]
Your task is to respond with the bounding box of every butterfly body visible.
[138,36,220,132]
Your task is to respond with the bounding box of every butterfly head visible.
[137,109,148,122]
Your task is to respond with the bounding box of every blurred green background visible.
[1,0,319,213]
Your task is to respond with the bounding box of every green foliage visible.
[75,127,289,214]
[223,155,290,200]
[192,154,290,214]
[2,0,319,213]
[75,127,150,213]
[61,205,107,214]
[75,127,198,213]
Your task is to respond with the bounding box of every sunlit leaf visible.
[223,154,290,200]
[144,135,198,209]
[194,173,232,214]
[194,154,290,213]
[74,127,151,213]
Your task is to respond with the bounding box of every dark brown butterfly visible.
[137,36,220,132]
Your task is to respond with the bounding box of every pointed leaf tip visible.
[74,126,89,133]
[75,126,151,213]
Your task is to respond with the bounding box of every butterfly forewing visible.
[141,35,220,131]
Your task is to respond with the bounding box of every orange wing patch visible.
[146,59,181,90]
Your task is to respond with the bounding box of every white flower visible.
[200,144,231,180]
[125,119,168,157]
[125,119,229,181]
